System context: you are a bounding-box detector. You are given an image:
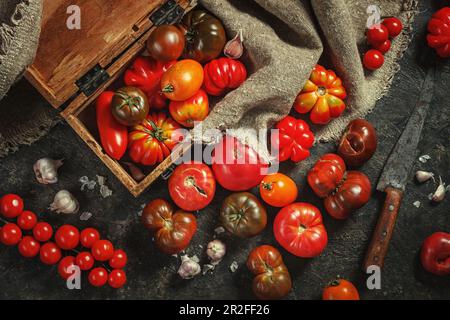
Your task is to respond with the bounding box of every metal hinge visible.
[76,64,110,97]
[161,164,177,180]
[150,0,185,25]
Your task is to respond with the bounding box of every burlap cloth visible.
[0,0,417,158]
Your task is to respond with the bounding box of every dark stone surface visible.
[0,2,449,300]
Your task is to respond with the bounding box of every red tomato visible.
[96,91,128,160]
[212,135,268,191]
[109,249,128,269]
[18,236,40,258]
[108,269,127,289]
[420,232,450,276]
[58,256,77,280]
[0,223,22,245]
[363,49,384,70]
[426,7,450,58]
[0,194,24,218]
[161,59,204,101]
[80,228,100,248]
[273,202,328,258]
[366,24,389,45]
[17,210,37,230]
[382,17,403,38]
[40,242,62,265]
[33,222,53,242]
[259,173,298,207]
[372,39,391,54]
[91,240,114,261]
[169,89,209,128]
[307,154,346,198]
[75,252,95,271]
[322,279,360,300]
[203,57,247,96]
[55,225,80,250]
[88,267,108,287]
[168,162,216,211]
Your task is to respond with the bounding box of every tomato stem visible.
[162,84,175,93]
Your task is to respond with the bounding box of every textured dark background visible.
[0,2,449,300]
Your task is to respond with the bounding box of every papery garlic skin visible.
[178,255,201,279]
[415,171,434,183]
[33,158,63,184]
[50,190,79,214]
[206,239,226,262]
[224,29,244,59]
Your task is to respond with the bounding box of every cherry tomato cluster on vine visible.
[0,193,127,289]
[363,17,403,70]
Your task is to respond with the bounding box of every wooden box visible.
[25,0,196,196]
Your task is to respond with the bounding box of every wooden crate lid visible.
[26,0,186,108]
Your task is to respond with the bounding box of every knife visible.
[363,66,436,271]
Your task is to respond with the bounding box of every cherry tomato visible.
[17,210,38,230]
[75,252,95,271]
[40,242,62,265]
[372,39,391,54]
[18,236,40,258]
[366,24,389,46]
[259,173,298,207]
[382,17,403,38]
[147,25,185,61]
[33,222,53,242]
[108,269,127,289]
[168,162,216,211]
[420,232,450,276]
[58,256,77,280]
[0,194,24,218]
[109,249,128,269]
[322,279,360,300]
[55,225,80,250]
[80,228,100,248]
[363,49,384,70]
[0,223,22,245]
[88,267,108,287]
[91,240,114,261]
[161,59,204,101]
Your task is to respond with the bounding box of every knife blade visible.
[363,66,436,271]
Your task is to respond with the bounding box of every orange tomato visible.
[161,59,204,101]
[169,89,209,127]
[322,279,360,300]
[293,64,347,125]
[259,173,298,207]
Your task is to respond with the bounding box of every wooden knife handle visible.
[363,187,403,271]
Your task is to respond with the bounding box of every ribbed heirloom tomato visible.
[203,57,247,96]
[426,7,450,58]
[259,173,298,207]
[169,89,209,127]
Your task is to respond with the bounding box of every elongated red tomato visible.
[273,202,328,258]
[96,92,128,160]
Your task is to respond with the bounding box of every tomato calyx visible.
[145,119,166,142]
[184,29,198,44]
[327,279,342,287]
[162,84,175,93]
[228,208,246,222]
[297,224,307,235]
[114,91,143,113]
[261,181,274,191]
[184,176,208,197]
[317,86,327,96]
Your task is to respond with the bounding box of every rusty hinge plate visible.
[150,0,185,25]
[75,64,110,97]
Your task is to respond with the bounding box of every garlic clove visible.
[178,255,201,279]
[33,158,64,184]
[431,176,446,203]
[415,170,434,183]
[206,239,226,262]
[224,29,244,59]
[50,190,80,214]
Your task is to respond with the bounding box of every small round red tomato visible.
[18,236,40,258]
[88,267,108,287]
[146,25,185,61]
[259,173,298,207]
[161,59,204,101]
[322,279,360,300]
[108,269,127,289]
[17,210,37,230]
[55,225,80,250]
[91,240,114,261]
[382,17,403,38]
[75,252,95,271]
[58,256,77,280]
[0,223,22,245]
[33,222,53,242]
[80,228,100,248]
[40,242,62,265]
[363,49,384,70]
[274,202,328,258]
[372,39,391,54]
[168,162,216,211]
[366,24,389,45]
[169,89,209,127]
[420,232,450,276]
[0,194,24,218]
[109,249,128,269]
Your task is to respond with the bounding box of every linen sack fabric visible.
[197,0,417,161]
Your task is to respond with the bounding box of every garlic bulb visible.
[178,255,201,279]
[224,29,244,59]
[50,190,79,214]
[431,176,446,203]
[415,171,434,183]
[206,239,226,262]
[33,158,63,184]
